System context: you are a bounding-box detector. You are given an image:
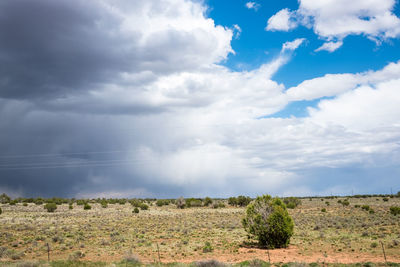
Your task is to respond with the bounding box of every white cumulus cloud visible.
[281,38,306,53]
[315,41,343,52]
[266,8,297,31]
[266,0,400,50]
[245,2,260,11]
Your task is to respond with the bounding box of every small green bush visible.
[133,207,139,213]
[212,201,225,209]
[369,209,375,214]
[202,241,213,253]
[203,197,212,207]
[228,197,238,206]
[390,206,400,215]
[156,199,167,206]
[76,199,86,206]
[44,202,57,212]
[83,203,91,210]
[101,201,108,208]
[130,199,142,208]
[242,195,294,248]
[0,207,2,215]
[140,203,149,210]
[361,205,370,211]
[321,208,326,212]
[371,242,378,248]
[186,198,203,207]
[69,204,73,210]
[237,195,251,207]
[383,197,389,202]
[283,197,302,209]
[341,199,350,206]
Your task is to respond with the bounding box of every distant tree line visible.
[1,192,400,214]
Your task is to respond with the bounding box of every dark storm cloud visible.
[0,0,230,102]
[0,0,139,99]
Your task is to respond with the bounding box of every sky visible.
[0,0,400,198]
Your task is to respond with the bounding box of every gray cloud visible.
[0,0,232,101]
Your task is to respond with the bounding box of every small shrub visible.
[195,259,225,267]
[122,250,141,264]
[69,204,73,210]
[133,207,139,213]
[361,205,370,211]
[0,207,2,215]
[369,209,375,214]
[76,199,86,206]
[202,241,213,253]
[325,201,330,206]
[130,199,142,208]
[156,199,166,206]
[186,198,203,207]
[83,203,91,210]
[204,197,212,206]
[176,197,185,209]
[196,259,225,267]
[370,242,378,248]
[228,197,238,206]
[242,195,294,248]
[44,203,57,212]
[321,208,327,212]
[341,199,350,206]
[68,250,85,261]
[390,206,400,215]
[140,203,149,210]
[237,195,251,207]
[238,259,269,267]
[283,197,302,209]
[212,201,225,209]
[100,201,108,208]
[383,197,389,202]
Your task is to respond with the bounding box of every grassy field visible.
[0,196,399,265]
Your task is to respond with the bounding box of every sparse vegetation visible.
[1,193,399,264]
